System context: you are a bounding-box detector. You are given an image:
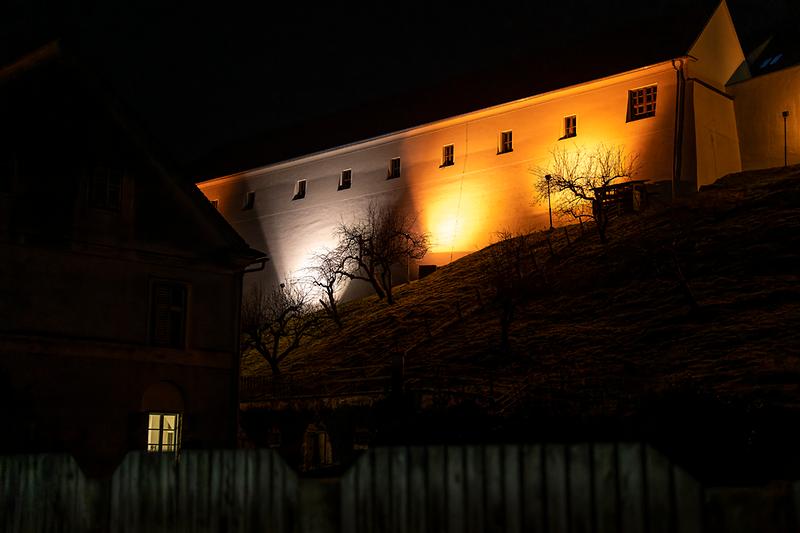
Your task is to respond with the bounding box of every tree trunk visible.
[268,358,281,377]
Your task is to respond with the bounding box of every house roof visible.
[0,42,266,265]
[186,0,724,181]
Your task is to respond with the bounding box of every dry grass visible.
[241,166,800,424]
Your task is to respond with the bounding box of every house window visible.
[210,199,219,210]
[147,412,181,453]
[441,144,454,167]
[562,115,577,139]
[338,169,351,190]
[628,85,657,121]
[293,179,307,200]
[499,130,513,154]
[388,157,401,179]
[151,281,187,348]
[89,164,123,210]
[243,191,255,210]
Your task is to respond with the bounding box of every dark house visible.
[0,43,264,472]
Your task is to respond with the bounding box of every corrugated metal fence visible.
[3,444,799,532]
[1,449,296,533]
[340,443,703,533]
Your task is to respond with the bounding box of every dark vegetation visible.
[241,166,800,483]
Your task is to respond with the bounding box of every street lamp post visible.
[545,174,553,231]
[783,110,789,167]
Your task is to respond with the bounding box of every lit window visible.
[151,281,187,348]
[210,199,219,210]
[562,115,577,139]
[388,157,401,179]
[338,169,351,190]
[293,179,306,200]
[89,164,123,210]
[147,412,181,453]
[628,85,657,121]
[498,130,513,154]
[441,144,454,167]
[243,191,255,210]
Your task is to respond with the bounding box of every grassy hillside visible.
[241,166,800,482]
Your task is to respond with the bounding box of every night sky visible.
[2,0,798,176]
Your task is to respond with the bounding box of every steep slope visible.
[241,165,800,481]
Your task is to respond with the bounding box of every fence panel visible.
[1,449,296,533]
[340,443,707,533]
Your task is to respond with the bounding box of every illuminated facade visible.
[198,1,786,295]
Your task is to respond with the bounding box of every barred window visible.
[147,412,181,453]
[243,191,255,210]
[499,130,513,154]
[563,115,577,138]
[628,85,657,121]
[338,169,351,190]
[89,164,123,210]
[388,157,401,179]
[441,144,454,167]
[150,282,187,348]
[293,179,307,200]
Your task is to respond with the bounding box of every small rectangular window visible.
[151,281,187,348]
[628,85,657,121]
[388,157,401,179]
[147,412,181,453]
[89,164,123,210]
[210,199,219,210]
[441,144,454,167]
[293,179,307,200]
[243,191,255,210]
[562,115,577,139]
[498,130,513,154]
[338,169,351,190]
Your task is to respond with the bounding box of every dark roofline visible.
[1,41,266,265]
[186,1,723,181]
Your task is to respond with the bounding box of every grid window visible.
[388,157,401,179]
[338,169,351,190]
[293,179,307,200]
[151,282,187,348]
[147,412,181,453]
[628,85,657,121]
[563,115,577,138]
[89,164,123,210]
[243,191,255,210]
[441,144,454,167]
[499,131,513,154]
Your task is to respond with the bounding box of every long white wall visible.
[200,64,680,290]
[729,64,800,170]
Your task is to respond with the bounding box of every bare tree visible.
[534,144,639,243]
[305,248,347,328]
[485,229,539,353]
[335,201,429,304]
[240,280,318,376]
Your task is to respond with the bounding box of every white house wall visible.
[693,83,742,188]
[200,64,679,291]
[687,0,746,89]
[729,64,800,170]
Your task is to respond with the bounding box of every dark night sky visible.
[2,1,798,176]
